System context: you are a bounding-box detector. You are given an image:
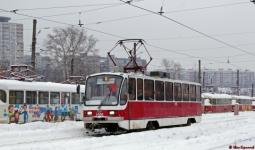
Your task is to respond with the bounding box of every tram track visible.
[0,134,87,148]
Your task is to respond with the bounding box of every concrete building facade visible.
[0,16,24,68]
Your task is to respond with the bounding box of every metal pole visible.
[198,60,201,84]
[237,69,240,95]
[252,83,254,97]
[31,19,37,70]
[202,71,205,92]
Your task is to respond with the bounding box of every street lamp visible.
[37,27,50,37]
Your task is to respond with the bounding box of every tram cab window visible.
[144,79,154,101]
[165,82,173,101]
[196,86,201,102]
[39,92,49,104]
[120,79,128,105]
[137,78,143,100]
[26,91,37,104]
[174,83,182,101]
[50,92,60,104]
[9,91,24,104]
[128,78,136,100]
[155,80,164,101]
[190,85,196,101]
[71,93,80,104]
[182,84,189,101]
[0,90,7,103]
[61,92,70,104]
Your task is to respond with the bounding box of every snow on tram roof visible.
[232,95,255,100]
[202,93,255,100]
[202,93,232,99]
[88,72,200,85]
[0,79,85,92]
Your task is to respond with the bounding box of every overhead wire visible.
[119,0,255,58]
[2,7,241,69]
[0,8,125,39]
[11,3,126,21]
[0,0,246,70]
[13,2,123,11]
[84,1,249,26]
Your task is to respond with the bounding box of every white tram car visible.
[0,79,85,123]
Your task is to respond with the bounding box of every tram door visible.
[0,90,7,123]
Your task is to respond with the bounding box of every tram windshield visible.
[85,75,123,106]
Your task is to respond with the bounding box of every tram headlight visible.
[109,111,115,116]
[87,111,92,116]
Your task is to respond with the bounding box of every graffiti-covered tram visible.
[83,72,202,132]
[0,79,85,123]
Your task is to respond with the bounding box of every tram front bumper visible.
[84,116,124,124]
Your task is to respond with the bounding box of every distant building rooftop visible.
[0,16,11,22]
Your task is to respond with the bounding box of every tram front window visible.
[85,75,123,106]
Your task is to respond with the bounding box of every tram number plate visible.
[96,111,103,116]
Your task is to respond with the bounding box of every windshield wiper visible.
[98,90,112,110]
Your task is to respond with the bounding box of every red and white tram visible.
[83,72,202,132]
[252,100,255,111]
[202,93,254,113]
[233,95,253,111]
[202,93,233,113]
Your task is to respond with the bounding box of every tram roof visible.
[87,72,201,85]
[202,93,255,100]
[0,79,85,92]
[202,93,232,99]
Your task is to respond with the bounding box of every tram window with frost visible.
[83,72,202,132]
[0,79,85,123]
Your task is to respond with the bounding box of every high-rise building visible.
[0,16,24,68]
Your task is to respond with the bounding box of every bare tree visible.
[161,59,182,79]
[45,26,98,80]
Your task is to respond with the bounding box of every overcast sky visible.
[1,0,255,71]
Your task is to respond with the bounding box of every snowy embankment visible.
[0,112,255,150]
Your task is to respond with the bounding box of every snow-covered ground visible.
[0,112,255,150]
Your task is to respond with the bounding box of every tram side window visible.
[174,83,182,101]
[9,91,24,104]
[0,90,7,103]
[182,84,189,101]
[196,85,201,101]
[120,79,128,105]
[71,93,80,104]
[39,92,49,104]
[144,79,154,101]
[137,79,143,100]
[26,91,37,104]
[61,92,70,104]
[128,78,136,100]
[155,80,164,101]
[50,92,60,104]
[211,99,217,105]
[165,82,173,101]
[190,85,196,101]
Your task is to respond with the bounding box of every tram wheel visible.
[105,124,118,133]
[146,121,158,130]
[186,119,192,126]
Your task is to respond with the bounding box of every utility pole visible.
[198,60,201,84]
[236,69,240,95]
[202,71,205,92]
[252,83,254,97]
[31,19,37,70]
